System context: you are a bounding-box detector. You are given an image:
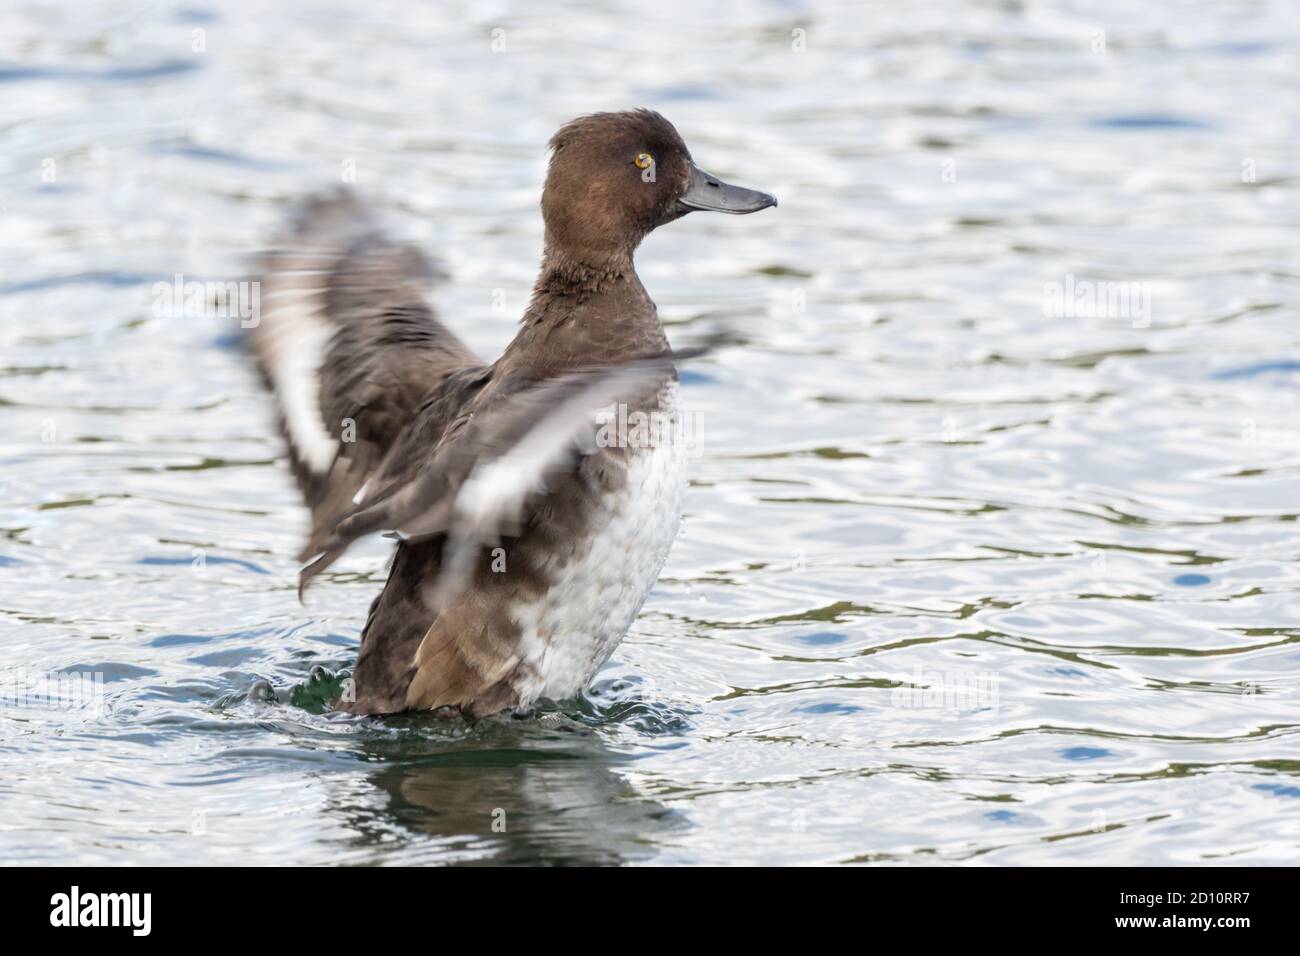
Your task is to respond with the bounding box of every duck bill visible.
[676,162,777,215]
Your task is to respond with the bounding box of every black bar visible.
[2,866,1290,940]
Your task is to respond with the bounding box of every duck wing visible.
[250,192,482,559]
[297,345,710,603]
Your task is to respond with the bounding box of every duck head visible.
[541,109,776,277]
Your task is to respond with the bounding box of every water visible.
[2,0,1299,865]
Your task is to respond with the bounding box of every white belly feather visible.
[509,388,687,705]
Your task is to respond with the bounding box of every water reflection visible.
[347,723,682,866]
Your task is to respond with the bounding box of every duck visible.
[249,109,775,718]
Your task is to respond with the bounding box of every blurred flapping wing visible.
[250,192,481,558]
[299,347,705,605]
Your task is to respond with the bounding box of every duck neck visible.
[513,248,666,370]
[534,241,634,295]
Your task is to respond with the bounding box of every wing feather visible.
[249,191,482,558]
[298,350,700,601]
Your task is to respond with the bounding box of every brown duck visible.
[250,110,775,718]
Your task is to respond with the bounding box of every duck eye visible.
[633,152,654,170]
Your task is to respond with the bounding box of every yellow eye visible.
[634,152,654,170]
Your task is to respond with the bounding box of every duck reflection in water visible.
[336,710,687,866]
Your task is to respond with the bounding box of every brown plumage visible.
[248,110,775,718]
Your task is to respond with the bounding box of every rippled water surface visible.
[3,0,1299,865]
